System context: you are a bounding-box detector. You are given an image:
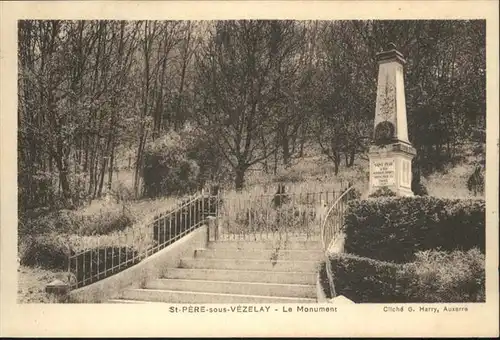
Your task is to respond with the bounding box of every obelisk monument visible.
[368,43,416,196]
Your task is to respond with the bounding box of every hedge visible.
[326,253,412,303]
[325,249,485,303]
[344,196,485,263]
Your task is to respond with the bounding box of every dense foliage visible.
[326,249,485,303]
[368,186,397,198]
[343,196,485,263]
[143,131,200,198]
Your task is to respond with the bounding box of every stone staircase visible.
[109,235,323,303]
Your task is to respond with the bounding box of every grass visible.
[239,154,369,198]
[63,194,192,253]
[17,265,72,303]
[424,162,482,199]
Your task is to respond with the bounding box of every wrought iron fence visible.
[213,188,346,242]
[67,192,221,290]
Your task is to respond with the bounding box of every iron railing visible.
[214,189,343,242]
[320,185,354,253]
[320,184,354,298]
[67,192,221,290]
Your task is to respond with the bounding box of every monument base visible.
[368,142,417,197]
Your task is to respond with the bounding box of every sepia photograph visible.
[1,0,499,337]
[16,18,487,305]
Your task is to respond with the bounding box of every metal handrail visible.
[320,185,354,252]
[67,191,215,289]
[320,185,354,299]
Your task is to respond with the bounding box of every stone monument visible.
[368,43,416,197]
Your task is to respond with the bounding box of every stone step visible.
[119,288,317,304]
[146,278,316,298]
[179,257,320,272]
[163,268,316,285]
[208,239,322,251]
[194,248,324,261]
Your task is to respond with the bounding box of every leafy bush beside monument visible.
[322,195,485,303]
[326,248,485,303]
[343,196,485,263]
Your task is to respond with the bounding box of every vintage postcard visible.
[1,0,498,337]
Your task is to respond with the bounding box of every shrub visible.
[324,249,485,303]
[406,248,485,302]
[19,234,69,270]
[184,126,231,186]
[143,131,201,198]
[467,165,485,196]
[368,186,396,198]
[325,252,412,303]
[18,209,76,238]
[344,196,485,263]
[76,207,134,236]
[412,182,429,196]
[20,202,135,238]
[218,196,319,237]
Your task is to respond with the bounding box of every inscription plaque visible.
[372,159,395,187]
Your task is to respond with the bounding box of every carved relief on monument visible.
[374,121,396,146]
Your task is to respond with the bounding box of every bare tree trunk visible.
[107,138,115,192]
[175,23,192,130]
[97,156,107,197]
[299,124,306,158]
[134,129,145,198]
[349,149,355,167]
[282,134,291,168]
[134,21,155,198]
[273,148,279,175]
[334,154,340,176]
[235,165,246,191]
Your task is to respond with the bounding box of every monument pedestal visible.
[368,142,416,197]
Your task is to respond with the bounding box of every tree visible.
[194,21,306,190]
[311,21,374,174]
[311,20,486,175]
